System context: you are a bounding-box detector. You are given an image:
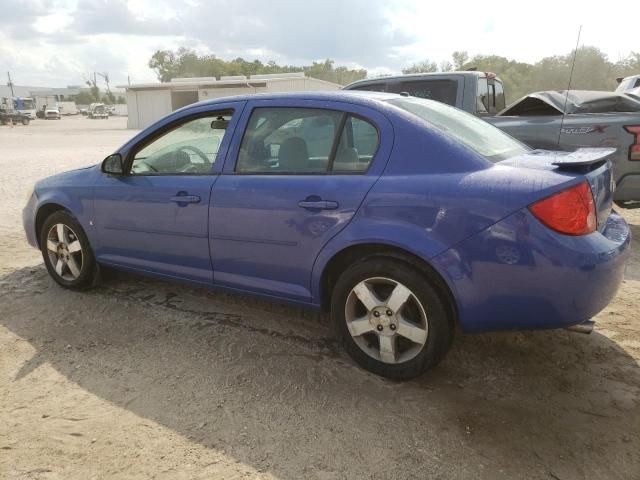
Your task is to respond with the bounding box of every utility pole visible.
[7,72,15,97]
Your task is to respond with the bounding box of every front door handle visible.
[170,193,201,204]
[298,200,339,210]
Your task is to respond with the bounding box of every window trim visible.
[124,109,234,176]
[232,106,380,176]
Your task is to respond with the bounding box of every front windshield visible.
[387,96,528,162]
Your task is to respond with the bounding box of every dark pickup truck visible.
[345,72,640,207]
[0,107,31,125]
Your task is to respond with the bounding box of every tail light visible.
[529,181,596,235]
[625,126,640,161]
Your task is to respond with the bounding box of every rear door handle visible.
[170,193,201,204]
[297,200,339,210]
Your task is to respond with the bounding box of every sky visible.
[0,0,637,88]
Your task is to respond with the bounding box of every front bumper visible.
[433,209,631,333]
[22,192,39,249]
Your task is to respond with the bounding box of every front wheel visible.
[40,211,96,289]
[22,118,29,125]
[331,257,453,380]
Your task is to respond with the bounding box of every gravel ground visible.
[1,117,639,480]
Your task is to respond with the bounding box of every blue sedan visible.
[23,91,631,379]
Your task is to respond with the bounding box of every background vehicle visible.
[57,101,79,115]
[22,92,630,380]
[13,97,37,119]
[616,74,640,93]
[0,107,30,125]
[88,103,109,119]
[44,107,61,120]
[345,72,640,207]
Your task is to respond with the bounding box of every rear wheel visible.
[331,257,453,380]
[40,211,96,289]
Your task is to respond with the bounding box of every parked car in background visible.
[345,71,506,115]
[0,107,31,125]
[345,72,640,208]
[22,91,631,379]
[44,108,61,120]
[616,74,640,93]
[57,101,79,115]
[88,103,109,119]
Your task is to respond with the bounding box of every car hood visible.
[35,164,100,190]
[498,90,640,115]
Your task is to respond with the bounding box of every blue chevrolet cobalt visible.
[23,91,631,379]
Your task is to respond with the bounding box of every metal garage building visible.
[120,72,341,129]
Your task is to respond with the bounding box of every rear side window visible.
[333,116,379,172]
[388,96,527,162]
[236,107,379,174]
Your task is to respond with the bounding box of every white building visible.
[119,72,341,129]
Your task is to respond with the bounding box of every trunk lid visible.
[499,148,615,231]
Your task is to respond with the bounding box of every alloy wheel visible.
[46,223,83,281]
[345,277,428,364]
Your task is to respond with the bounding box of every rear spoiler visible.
[499,148,616,171]
[549,148,616,168]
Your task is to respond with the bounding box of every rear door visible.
[210,99,393,302]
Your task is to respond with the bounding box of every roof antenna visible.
[558,25,582,146]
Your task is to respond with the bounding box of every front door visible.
[93,107,240,283]
[210,100,391,302]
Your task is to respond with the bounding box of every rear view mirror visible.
[102,153,124,175]
[211,116,229,130]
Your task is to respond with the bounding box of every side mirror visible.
[102,153,124,175]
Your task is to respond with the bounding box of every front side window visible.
[494,81,506,112]
[388,96,527,162]
[130,112,232,175]
[236,107,380,174]
[476,77,489,114]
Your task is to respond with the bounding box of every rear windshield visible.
[387,97,528,162]
[350,79,458,106]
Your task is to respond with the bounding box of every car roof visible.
[188,90,401,109]
[344,71,499,89]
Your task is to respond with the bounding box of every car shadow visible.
[1,265,639,479]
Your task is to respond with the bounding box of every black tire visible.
[331,257,453,380]
[40,210,96,289]
[22,118,29,125]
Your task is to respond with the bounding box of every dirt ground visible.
[1,117,639,480]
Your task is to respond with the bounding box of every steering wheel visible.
[177,145,209,163]
[133,159,158,173]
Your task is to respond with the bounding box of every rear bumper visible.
[433,209,631,333]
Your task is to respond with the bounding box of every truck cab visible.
[344,71,506,116]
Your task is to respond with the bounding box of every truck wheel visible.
[22,118,30,125]
[331,257,454,380]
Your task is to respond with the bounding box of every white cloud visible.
[0,0,636,88]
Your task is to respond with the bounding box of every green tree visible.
[402,60,437,74]
[72,90,96,105]
[452,51,469,70]
[147,49,366,85]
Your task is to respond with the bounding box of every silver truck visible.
[345,72,640,207]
